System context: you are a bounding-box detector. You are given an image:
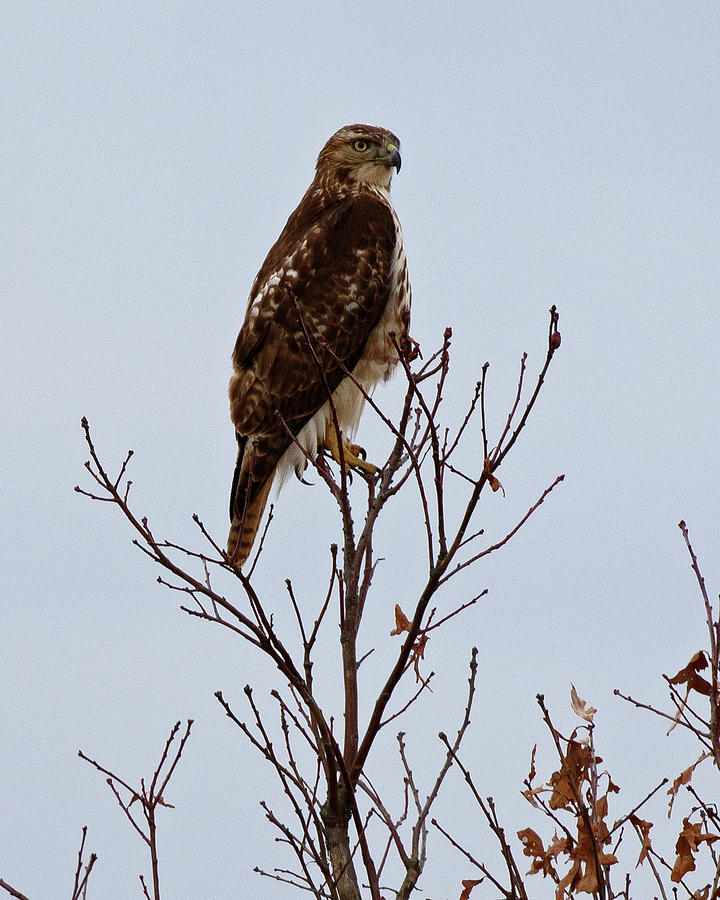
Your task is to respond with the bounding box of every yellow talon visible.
[324,428,378,475]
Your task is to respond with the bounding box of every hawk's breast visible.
[274,185,411,484]
[349,186,411,392]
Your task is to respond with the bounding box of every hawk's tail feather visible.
[228,435,282,568]
[227,469,275,568]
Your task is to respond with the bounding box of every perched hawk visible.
[227,124,412,566]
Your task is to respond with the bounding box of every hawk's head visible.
[315,124,401,189]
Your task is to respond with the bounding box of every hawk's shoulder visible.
[233,188,398,371]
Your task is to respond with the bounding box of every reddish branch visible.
[78,720,193,900]
[679,520,720,768]
[0,882,31,900]
[71,827,97,900]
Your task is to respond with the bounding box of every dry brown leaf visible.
[411,632,429,683]
[672,837,695,882]
[517,828,560,879]
[458,879,482,900]
[574,854,618,894]
[522,785,546,808]
[483,457,505,495]
[527,743,537,784]
[629,814,654,866]
[671,816,720,882]
[488,473,504,494]
[677,649,708,674]
[555,859,581,899]
[570,683,597,723]
[606,774,620,795]
[667,753,711,817]
[548,740,592,810]
[389,605,430,682]
[567,818,618,894]
[548,767,575,811]
[547,832,570,862]
[518,827,545,859]
[390,604,411,636]
[575,863,599,894]
[669,651,712,695]
[596,793,608,820]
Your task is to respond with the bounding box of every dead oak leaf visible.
[458,879,482,900]
[390,604,411,635]
[555,859,581,899]
[668,651,712,696]
[570,819,618,894]
[547,832,570,862]
[527,743,537,784]
[518,826,545,859]
[605,774,620,795]
[411,632,429,683]
[596,793,609,821]
[517,828,559,880]
[483,457,505,495]
[671,816,720,882]
[570,683,597,723]
[522,784,546,809]
[629,814,654,867]
[667,753,711,818]
[548,739,593,811]
[389,604,430,684]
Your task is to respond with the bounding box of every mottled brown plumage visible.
[228,124,412,566]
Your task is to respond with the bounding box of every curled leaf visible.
[671,816,720,882]
[522,784,546,808]
[570,684,597,723]
[629,814,653,867]
[411,632,429,683]
[483,457,505,496]
[518,828,559,879]
[667,753,711,817]
[668,651,712,696]
[390,605,430,683]
[458,879,482,900]
[548,740,593,811]
[390,604,411,636]
[518,827,545,858]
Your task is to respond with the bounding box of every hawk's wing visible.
[227,192,398,564]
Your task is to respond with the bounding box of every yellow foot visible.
[324,428,378,475]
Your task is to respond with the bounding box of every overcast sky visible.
[3,2,720,898]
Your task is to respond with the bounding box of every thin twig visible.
[0,881,32,900]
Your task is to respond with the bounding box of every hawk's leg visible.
[324,426,378,476]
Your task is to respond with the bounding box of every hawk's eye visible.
[352,139,369,152]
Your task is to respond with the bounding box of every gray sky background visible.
[3,2,720,898]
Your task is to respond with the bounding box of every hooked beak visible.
[384,144,402,173]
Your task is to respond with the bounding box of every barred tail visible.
[227,474,274,567]
[227,436,277,567]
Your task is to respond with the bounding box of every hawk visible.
[227,124,413,566]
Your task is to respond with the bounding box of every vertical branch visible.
[71,827,98,900]
[392,329,451,560]
[492,305,560,468]
[536,695,607,900]
[78,720,193,900]
[679,520,720,770]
